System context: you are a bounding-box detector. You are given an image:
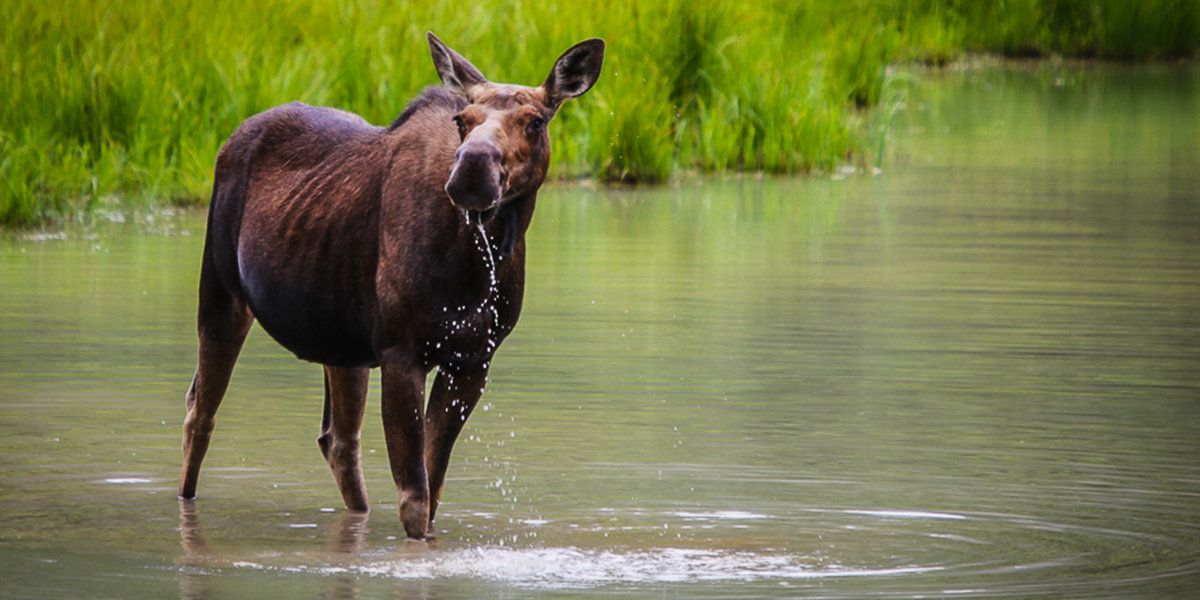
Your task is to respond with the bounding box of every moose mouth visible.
[465,205,499,226]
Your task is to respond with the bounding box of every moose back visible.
[178,33,604,540]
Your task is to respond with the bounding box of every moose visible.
[178,33,605,540]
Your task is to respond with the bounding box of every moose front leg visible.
[379,354,430,540]
[424,364,489,526]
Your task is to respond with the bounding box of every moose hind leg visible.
[178,280,252,499]
[318,366,371,512]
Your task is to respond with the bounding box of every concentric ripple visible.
[210,501,1199,596]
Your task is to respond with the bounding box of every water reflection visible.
[177,500,212,600]
[179,502,420,600]
[321,512,370,600]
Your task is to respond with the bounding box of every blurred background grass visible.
[2,0,1197,226]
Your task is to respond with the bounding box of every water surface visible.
[2,62,1199,598]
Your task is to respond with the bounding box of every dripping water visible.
[475,221,501,353]
[476,222,498,291]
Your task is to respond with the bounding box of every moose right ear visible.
[427,32,489,101]
[543,38,606,110]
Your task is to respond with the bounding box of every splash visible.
[232,546,940,589]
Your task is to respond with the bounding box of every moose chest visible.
[389,229,523,370]
[421,301,500,367]
[415,268,520,370]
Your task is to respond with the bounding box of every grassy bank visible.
[2,0,1197,226]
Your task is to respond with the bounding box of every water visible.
[474,221,500,354]
[2,63,1199,598]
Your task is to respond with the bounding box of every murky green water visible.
[3,63,1199,598]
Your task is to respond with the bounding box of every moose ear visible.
[427,32,488,100]
[542,38,605,110]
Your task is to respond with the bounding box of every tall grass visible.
[894,0,1200,60]
[2,0,1197,226]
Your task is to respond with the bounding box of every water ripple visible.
[210,503,1199,595]
[234,546,939,588]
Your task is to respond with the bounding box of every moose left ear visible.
[542,38,606,110]
[428,32,489,101]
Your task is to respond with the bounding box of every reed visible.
[2,0,1196,226]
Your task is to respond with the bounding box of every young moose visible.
[178,33,604,539]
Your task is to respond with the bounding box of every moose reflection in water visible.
[177,33,605,540]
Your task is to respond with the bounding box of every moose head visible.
[428,33,605,220]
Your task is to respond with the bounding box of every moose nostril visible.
[445,140,508,211]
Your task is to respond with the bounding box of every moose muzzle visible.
[445,138,507,214]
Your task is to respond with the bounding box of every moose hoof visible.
[400,499,429,540]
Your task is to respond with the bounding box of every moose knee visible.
[320,435,362,465]
[182,412,216,437]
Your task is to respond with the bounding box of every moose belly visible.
[238,252,379,368]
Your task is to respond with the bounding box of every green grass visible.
[906,0,1200,60]
[2,0,1197,226]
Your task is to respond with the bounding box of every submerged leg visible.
[178,262,252,499]
[424,364,489,526]
[379,351,430,539]
[318,365,371,512]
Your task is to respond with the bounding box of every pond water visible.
[2,62,1199,598]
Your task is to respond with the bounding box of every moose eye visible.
[526,117,546,134]
[452,115,467,139]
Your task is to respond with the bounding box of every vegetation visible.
[2,0,1197,226]
[918,0,1200,62]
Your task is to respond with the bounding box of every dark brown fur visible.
[178,33,604,539]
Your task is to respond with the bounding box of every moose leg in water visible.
[318,366,371,511]
[380,356,431,536]
[424,364,489,525]
[179,249,254,499]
